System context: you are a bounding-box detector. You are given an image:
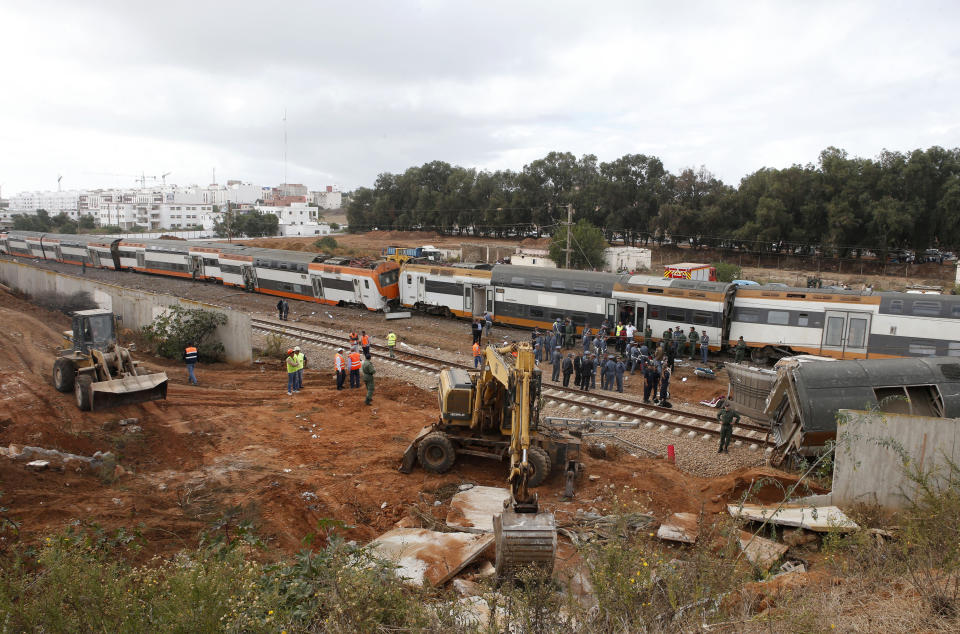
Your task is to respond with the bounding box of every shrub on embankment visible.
[141,305,227,362]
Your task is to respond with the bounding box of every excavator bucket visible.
[398,425,433,473]
[87,372,168,411]
[493,509,557,577]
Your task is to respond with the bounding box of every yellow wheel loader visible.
[400,342,581,577]
[52,309,168,411]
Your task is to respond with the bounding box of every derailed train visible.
[0,231,400,312]
[3,229,960,361]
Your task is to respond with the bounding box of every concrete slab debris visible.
[368,528,494,586]
[738,530,789,571]
[385,311,412,320]
[656,512,699,543]
[26,460,50,470]
[728,503,858,532]
[446,486,510,533]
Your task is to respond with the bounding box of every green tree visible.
[141,306,227,361]
[78,215,97,230]
[549,219,608,270]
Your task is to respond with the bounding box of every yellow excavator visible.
[400,342,580,577]
[52,309,168,411]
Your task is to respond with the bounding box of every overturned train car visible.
[766,356,960,466]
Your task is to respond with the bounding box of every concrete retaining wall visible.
[0,259,251,362]
[833,409,960,509]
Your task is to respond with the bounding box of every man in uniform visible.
[581,354,595,392]
[361,356,376,405]
[573,352,583,387]
[552,317,563,347]
[717,403,740,453]
[674,326,686,357]
[643,360,659,403]
[551,346,562,381]
[564,318,575,349]
[561,353,574,387]
[614,356,626,393]
[582,326,593,353]
[658,365,671,404]
[661,327,672,353]
[644,325,653,351]
[687,327,699,361]
[700,330,710,364]
[734,336,747,364]
[386,331,397,358]
[334,348,346,390]
[602,354,616,391]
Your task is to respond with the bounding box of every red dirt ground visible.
[0,288,806,558]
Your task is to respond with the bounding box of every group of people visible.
[470,312,494,344]
[275,299,290,321]
[332,346,375,404]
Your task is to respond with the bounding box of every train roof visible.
[491,264,620,290]
[791,357,960,432]
[620,274,730,293]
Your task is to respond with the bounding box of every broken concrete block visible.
[453,578,481,597]
[656,512,699,544]
[446,486,510,534]
[475,560,496,578]
[123,425,143,434]
[368,528,494,586]
[728,503,858,532]
[738,530,789,571]
[26,460,50,470]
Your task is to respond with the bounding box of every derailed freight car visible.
[766,356,960,466]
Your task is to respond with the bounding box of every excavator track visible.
[493,509,557,577]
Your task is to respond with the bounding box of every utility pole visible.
[564,203,574,268]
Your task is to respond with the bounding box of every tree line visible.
[346,146,960,257]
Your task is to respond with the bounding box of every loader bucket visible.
[89,372,168,411]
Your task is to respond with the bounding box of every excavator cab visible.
[71,310,117,354]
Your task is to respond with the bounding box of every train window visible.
[530,307,544,317]
[737,309,760,323]
[798,313,809,326]
[594,284,603,296]
[649,307,659,319]
[646,288,664,294]
[572,283,589,294]
[889,300,903,314]
[692,311,712,325]
[952,305,960,317]
[908,342,937,356]
[767,311,789,325]
[530,279,544,288]
[666,309,685,322]
[511,277,525,286]
[873,386,910,413]
[364,279,370,289]
[913,301,941,316]
[551,280,566,291]
[949,342,960,357]
[406,275,412,284]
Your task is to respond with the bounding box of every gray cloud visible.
[2,1,959,194]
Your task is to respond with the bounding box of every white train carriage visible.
[187,245,228,281]
[136,240,193,278]
[728,285,882,361]
[308,256,400,311]
[488,265,619,333]
[2,231,34,257]
[248,248,317,301]
[55,235,98,266]
[867,293,960,359]
[612,275,733,349]
[400,263,493,317]
[25,234,54,259]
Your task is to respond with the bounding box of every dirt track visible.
[0,287,811,556]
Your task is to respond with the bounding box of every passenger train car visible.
[0,231,399,312]
[400,263,493,317]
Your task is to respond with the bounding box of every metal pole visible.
[564,203,574,268]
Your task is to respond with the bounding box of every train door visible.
[241,265,257,291]
[90,251,101,268]
[311,276,324,299]
[463,286,472,314]
[486,288,495,315]
[352,279,363,304]
[605,300,617,324]
[136,252,145,268]
[470,285,485,316]
[417,276,426,303]
[821,310,872,358]
[616,300,645,329]
[190,255,204,277]
[54,245,63,261]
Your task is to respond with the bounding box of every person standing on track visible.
[717,404,740,453]
[658,365,671,404]
[349,331,359,352]
[573,352,583,388]
[360,331,371,359]
[562,353,574,387]
[348,349,362,388]
[282,299,289,321]
[276,299,284,320]
[735,336,747,364]
[473,341,482,369]
[580,354,595,392]
[334,348,346,390]
[615,355,626,393]
[361,356,376,405]
[183,343,198,386]
[551,346,562,382]
[386,331,397,358]
[700,330,710,364]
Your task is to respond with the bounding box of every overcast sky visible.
[1,1,958,195]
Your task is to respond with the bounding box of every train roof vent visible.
[940,364,960,381]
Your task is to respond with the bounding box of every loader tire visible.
[75,375,93,411]
[527,446,552,488]
[53,358,77,393]
[417,432,456,473]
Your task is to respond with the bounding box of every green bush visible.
[712,261,742,283]
[141,305,227,362]
[315,236,338,251]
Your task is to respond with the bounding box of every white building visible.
[9,190,83,215]
[511,247,556,267]
[255,202,330,236]
[310,186,343,210]
[605,246,652,273]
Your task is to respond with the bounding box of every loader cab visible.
[71,310,116,354]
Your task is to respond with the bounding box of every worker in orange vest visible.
[348,349,362,388]
[334,347,346,390]
[183,343,198,385]
[472,341,482,368]
[349,331,359,352]
[361,331,371,359]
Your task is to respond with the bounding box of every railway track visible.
[252,318,774,450]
